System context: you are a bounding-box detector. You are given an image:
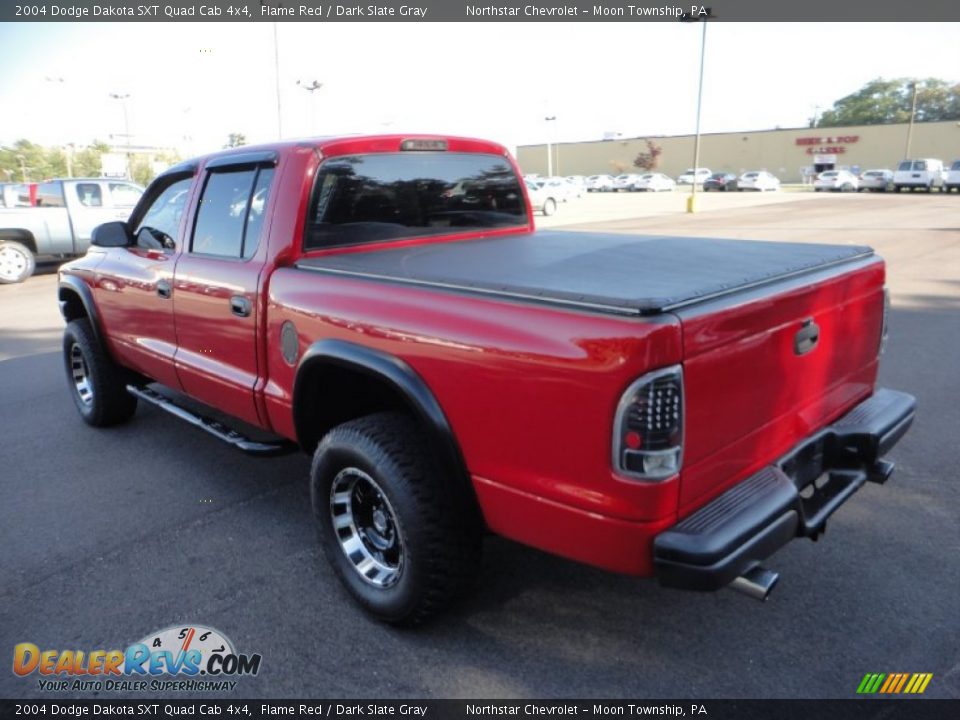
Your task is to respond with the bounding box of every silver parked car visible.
[737,171,780,192]
[814,170,859,192]
[525,180,559,216]
[586,175,614,192]
[858,169,894,192]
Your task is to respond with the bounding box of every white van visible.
[893,159,945,192]
[945,160,960,193]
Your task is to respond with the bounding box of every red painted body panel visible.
[59,135,890,578]
[678,259,886,514]
[263,270,683,526]
[89,247,181,390]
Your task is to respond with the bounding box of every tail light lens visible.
[613,365,684,481]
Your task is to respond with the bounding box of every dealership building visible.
[516,120,960,182]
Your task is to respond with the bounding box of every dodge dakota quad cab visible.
[57,135,916,624]
[0,178,143,284]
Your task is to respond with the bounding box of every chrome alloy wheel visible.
[0,245,27,282]
[70,343,93,407]
[330,468,404,588]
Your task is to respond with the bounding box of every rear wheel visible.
[542,198,557,216]
[63,319,138,426]
[311,412,481,625]
[0,241,36,284]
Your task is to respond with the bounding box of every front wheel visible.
[63,319,138,426]
[0,241,36,284]
[542,198,557,216]
[311,412,481,625]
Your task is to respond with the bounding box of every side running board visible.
[127,385,297,456]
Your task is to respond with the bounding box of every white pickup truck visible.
[0,178,143,283]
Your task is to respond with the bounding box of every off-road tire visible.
[311,412,481,625]
[63,319,138,426]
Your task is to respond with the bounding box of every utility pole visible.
[904,81,919,160]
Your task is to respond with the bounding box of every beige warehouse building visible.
[517,120,960,183]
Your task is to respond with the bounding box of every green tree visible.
[816,77,960,127]
[73,141,111,177]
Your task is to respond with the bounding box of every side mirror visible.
[91,221,133,248]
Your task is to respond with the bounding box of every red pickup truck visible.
[58,135,915,624]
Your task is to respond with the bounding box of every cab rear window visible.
[304,152,527,250]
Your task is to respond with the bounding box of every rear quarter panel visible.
[264,270,683,523]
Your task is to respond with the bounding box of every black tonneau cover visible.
[296,231,874,316]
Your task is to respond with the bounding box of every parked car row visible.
[813,159,960,193]
[524,159,960,212]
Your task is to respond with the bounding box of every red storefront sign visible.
[796,135,859,155]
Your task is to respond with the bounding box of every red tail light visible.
[613,365,684,481]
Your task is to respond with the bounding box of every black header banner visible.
[2,0,959,22]
[2,699,960,719]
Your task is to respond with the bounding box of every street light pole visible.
[904,80,919,160]
[109,92,132,179]
[686,12,711,214]
[545,116,556,176]
[297,80,323,134]
[273,23,283,139]
[46,77,74,177]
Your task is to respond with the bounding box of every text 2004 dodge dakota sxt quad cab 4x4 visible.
[57,135,915,624]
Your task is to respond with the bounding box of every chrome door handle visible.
[230,295,252,317]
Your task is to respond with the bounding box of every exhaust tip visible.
[868,459,895,485]
[729,566,779,601]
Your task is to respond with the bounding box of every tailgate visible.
[675,256,886,513]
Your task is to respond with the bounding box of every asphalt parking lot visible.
[1,191,958,700]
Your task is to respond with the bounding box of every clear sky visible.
[0,21,957,157]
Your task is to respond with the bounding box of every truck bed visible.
[296,231,873,316]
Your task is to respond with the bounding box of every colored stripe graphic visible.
[857,672,932,694]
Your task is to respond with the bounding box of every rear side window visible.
[913,160,928,171]
[75,183,103,207]
[952,161,960,171]
[36,181,64,207]
[109,182,143,208]
[191,167,275,259]
[897,161,912,171]
[304,152,527,250]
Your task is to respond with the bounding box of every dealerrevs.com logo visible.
[13,625,261,693]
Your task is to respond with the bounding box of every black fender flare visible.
[58,275,103,346]
[293,339,475,508]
